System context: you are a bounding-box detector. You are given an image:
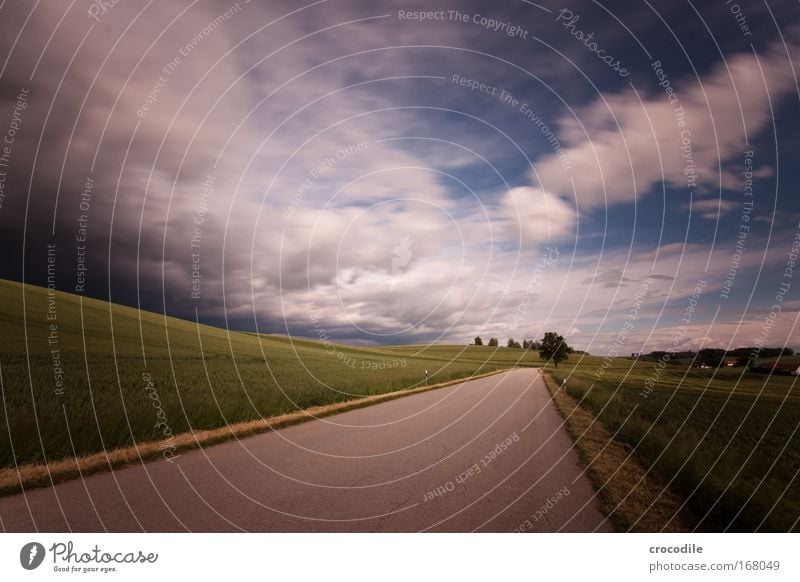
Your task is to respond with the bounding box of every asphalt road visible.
[0,368,613,532]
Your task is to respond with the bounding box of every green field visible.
[0,279,538,469]
[2,278,798,532]
[549,355,800,532]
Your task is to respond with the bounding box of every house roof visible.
[757,361,800,370]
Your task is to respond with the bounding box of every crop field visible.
[3,277,797,531]
[548,355,800,532]
[0,279,537,470]
[372,343,542,367]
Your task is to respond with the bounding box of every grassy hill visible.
[0,279,538,469]
[4,277,797,531]
[549,355,800,532]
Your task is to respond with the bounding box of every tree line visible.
[473,332,574,367]
[640,346,794,368]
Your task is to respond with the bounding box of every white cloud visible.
[532,40,798,208]
[688,198,739,220]
[499,187,575,247]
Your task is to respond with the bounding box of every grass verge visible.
[541,370,695,532]
[549,354,800,531]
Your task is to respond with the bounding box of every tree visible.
[538,332,569,367]
[522,339,531,350]
[697,348,726,368]
[758,347,782,359]
[474,336,483,346]
[507,338,521,348]
[488,337,499,347]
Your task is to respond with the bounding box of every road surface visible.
[0,368,613,532]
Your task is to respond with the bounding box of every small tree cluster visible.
[696,348,726,368]
[473,332,571,363]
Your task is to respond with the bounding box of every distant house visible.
[779,364,800,376]
[752,361,800,376]
[724,358,737,367]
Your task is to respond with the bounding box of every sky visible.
[0,0,798,354]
